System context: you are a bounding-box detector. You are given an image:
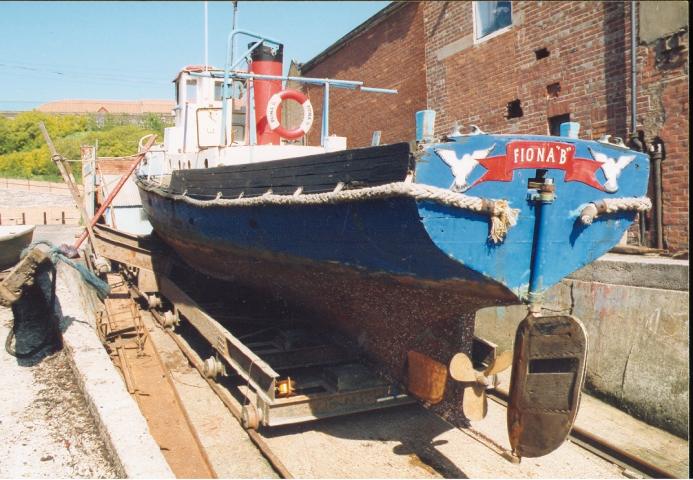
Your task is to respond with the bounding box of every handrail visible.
[221,30,282,145]
[217,29,398,147]
[191,70,398,94]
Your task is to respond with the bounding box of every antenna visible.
[204,1,209,71]
[232,1,238,29]
[231,1,238,71]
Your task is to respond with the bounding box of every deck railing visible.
[189,29,398,148]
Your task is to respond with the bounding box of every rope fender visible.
[579,196,652,225]
[141,181,520,243]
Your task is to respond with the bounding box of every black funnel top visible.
[248,43,284,62]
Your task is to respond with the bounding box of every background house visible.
[37,99,175,126]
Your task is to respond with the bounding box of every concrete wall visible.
[476,254,689,438]
[639,1,689,43]
[0,177,82,195]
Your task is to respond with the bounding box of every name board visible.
[474,141,605,191]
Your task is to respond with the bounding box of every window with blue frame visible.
[474,1,512,40]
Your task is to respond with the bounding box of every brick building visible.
[301,1,689,253]
[300,2,427,148]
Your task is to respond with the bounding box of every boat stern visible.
[414,131,650,300]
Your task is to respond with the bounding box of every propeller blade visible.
[484,350,513,376]
[462,383,488,421]
[449,352,476,382]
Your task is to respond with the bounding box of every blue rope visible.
[21,241,111,300]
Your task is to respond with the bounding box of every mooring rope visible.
[579,196,652,225]
[140,181,521,243]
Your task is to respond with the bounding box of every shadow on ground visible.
[261,404,470,478]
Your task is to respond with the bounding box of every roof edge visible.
[300,1,407,74]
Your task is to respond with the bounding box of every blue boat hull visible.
[138,189,516,424]
[137,134,649,421]
[139,134,649,300]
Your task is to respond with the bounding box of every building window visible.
[474,1,512,41]
[186,79,197,103]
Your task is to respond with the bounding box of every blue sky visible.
[0,1,390,110]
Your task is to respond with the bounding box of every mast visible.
[204,1,209,71]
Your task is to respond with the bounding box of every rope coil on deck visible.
[579,196,652,225]
[142,181,520,243]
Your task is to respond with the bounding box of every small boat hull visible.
[0,225,35,269]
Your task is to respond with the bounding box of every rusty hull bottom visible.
[162,234,519,425]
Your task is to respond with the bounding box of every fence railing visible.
[0,177,83,195]
[0,206,81,226]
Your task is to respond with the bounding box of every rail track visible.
[85,226,682,479]
[485,391,678,479]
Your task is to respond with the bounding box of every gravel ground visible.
[0,187,74,208]
[0,282,118,478]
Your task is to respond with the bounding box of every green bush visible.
[0,111,164,182]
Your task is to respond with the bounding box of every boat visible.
[0,225,35,270]
[135,28,651,457]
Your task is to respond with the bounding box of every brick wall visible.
[637,29,689,252]
[423,2,638,138]
[301,2,427,148]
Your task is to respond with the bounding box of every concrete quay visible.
[0,225,172,478]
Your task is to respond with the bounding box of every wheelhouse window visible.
[474,1,512,41]
[214,81,224,101]
[186,79,197,103]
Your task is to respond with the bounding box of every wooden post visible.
[38,122,98,253]
[81,145,96,219]
[0,247,51,307]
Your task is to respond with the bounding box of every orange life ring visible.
[266,89,314,140]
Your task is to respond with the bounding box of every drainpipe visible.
[630,1,647,246]
[650,138,665,249]
[630,1,637,136]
